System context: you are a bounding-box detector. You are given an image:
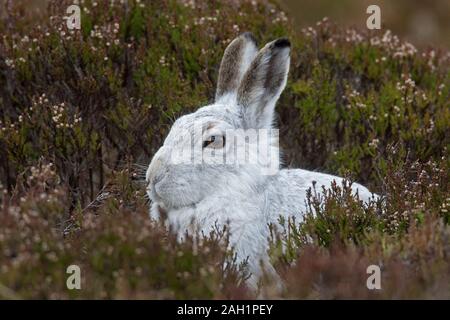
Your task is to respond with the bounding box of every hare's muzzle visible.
[146,146,169,191]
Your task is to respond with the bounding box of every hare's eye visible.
[202,135,225,149]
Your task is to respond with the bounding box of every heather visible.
[0,0,449,298]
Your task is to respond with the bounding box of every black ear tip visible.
[274,38,290,48]
[241,32,257,44]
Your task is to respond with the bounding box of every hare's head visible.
[146,33,290,211]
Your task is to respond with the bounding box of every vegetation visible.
[0,0,448,298]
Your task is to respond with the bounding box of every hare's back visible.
[266,169,376,224]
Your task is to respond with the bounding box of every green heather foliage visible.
[0,0,449,298]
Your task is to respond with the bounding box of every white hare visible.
[146,33,376,289]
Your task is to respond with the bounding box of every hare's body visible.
[146,33,376,289]
[150,166,373,286]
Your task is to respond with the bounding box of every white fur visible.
[146,34,377,290]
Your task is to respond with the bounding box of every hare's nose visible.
[146,147,169,186]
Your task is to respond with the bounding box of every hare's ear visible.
[237,38,290,129]
[215,32,258,102]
